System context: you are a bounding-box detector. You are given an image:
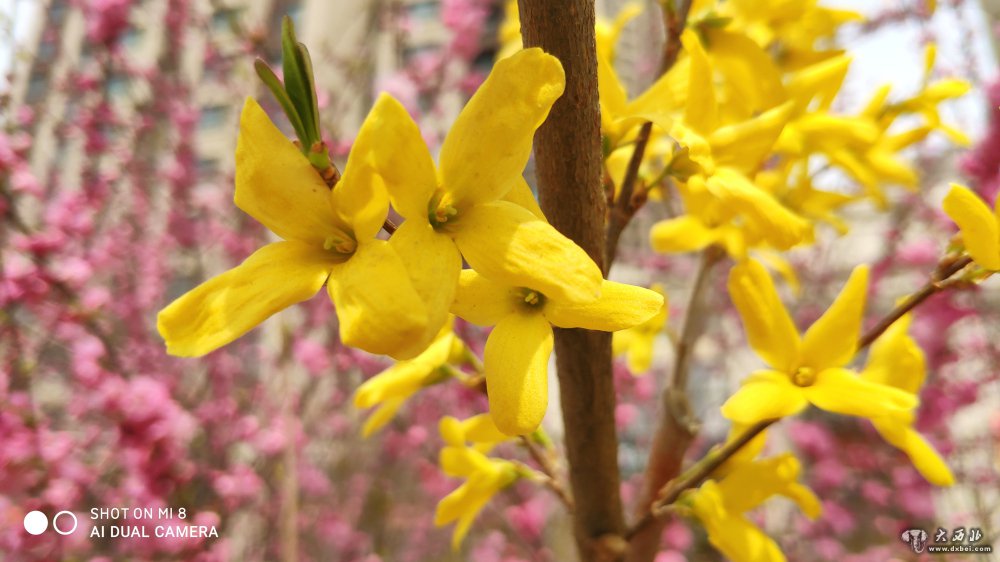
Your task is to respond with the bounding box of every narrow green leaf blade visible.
[253,58,310,147]
[295,42,322,142]
[281,16,315,144]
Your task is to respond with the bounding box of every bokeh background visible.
[1,0,999,560]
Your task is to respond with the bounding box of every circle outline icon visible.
[52,511,78,535]
[23,511,48,535]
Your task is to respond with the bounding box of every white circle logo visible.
[52,511,78,535]
[23,511,48,535]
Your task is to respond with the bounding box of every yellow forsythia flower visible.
[440,414,511,453]
[435,440,519,549]
[688,453,821,562]
[157,98,427,359]
[354,321,463,436]
[722,259,916,424]
[862,315,955,486]
[451,269,664,435]
[612,284,668,374]
[365,48,604,356]
[942,183,1000,271]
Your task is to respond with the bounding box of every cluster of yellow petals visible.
[723,259,917,423]
[435,415,520,549]
[159,48,664,444]
[687,452,821,562]
[586,1,969,266]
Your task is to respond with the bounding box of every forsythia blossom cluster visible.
[156,0,981,553]
[157,49,664,439]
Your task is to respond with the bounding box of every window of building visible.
[37,38,57,61]
[287,4,303,29]
[122,27,145,49]
[212,7,245,33]
[49,0,68,25]
[105,73,130,98]
[407,1,439,20]
[27,73,48,102]
[196,158,220,180]
[198,106,228,130]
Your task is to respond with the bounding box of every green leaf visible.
[253,59,310,146]
[296,41,322,143]
[281,16,316,145]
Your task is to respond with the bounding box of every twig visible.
[626,419,775,539]
[520,436,574,511]
[604,0,693,271]
[857,254,973,349]
[626,245,720,561]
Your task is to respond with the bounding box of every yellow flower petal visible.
[709,102,793,174]
[806,368,918,419]
[704,28,786,116]
[787,55,851,112]
[706,169,811,250]
[361,398,406,437]
[388,218,463,354]
[718,453,821,519]
[543,280,664,332]
[327,240,428,359]
[353,331,454,409]
[872,419,954,486]
[500,176,546,220]
[862,315,926,394]
[329,104,392,240]
[728,260,802,372]
[650,215,719,254]
[234,98,338,245]
[366,93,439,221]
[440,48,565,208]
[720,371,809,424]
[800,265,868,372]
[158,241,336,357]
[484,312,554,435]
[942,184,1000,270]
[451,269,519,327]
[681,29,717,134]
[452,201,602,305]
[690,482,787,562]
[626,334,654,374]
[460,414,510,445]
[598,50,628,117]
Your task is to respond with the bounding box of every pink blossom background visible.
[1,1,998,561]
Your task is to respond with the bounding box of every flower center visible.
[428,191,459,228]
[517,288,546,311]
[791,367,816,387]
[323,233,357,255]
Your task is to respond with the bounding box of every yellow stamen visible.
[323,235,357,255]
[792,367,816,387]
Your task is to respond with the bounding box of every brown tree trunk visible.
[518,3,626,561]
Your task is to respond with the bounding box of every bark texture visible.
[518,2,626,561]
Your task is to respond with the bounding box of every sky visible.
[0,0,40,93]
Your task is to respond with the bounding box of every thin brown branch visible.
[520,436,575,511]
[626,419,776,540]
[626,245,721,561]
[605,121,652,271]
[857,254,973,349]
